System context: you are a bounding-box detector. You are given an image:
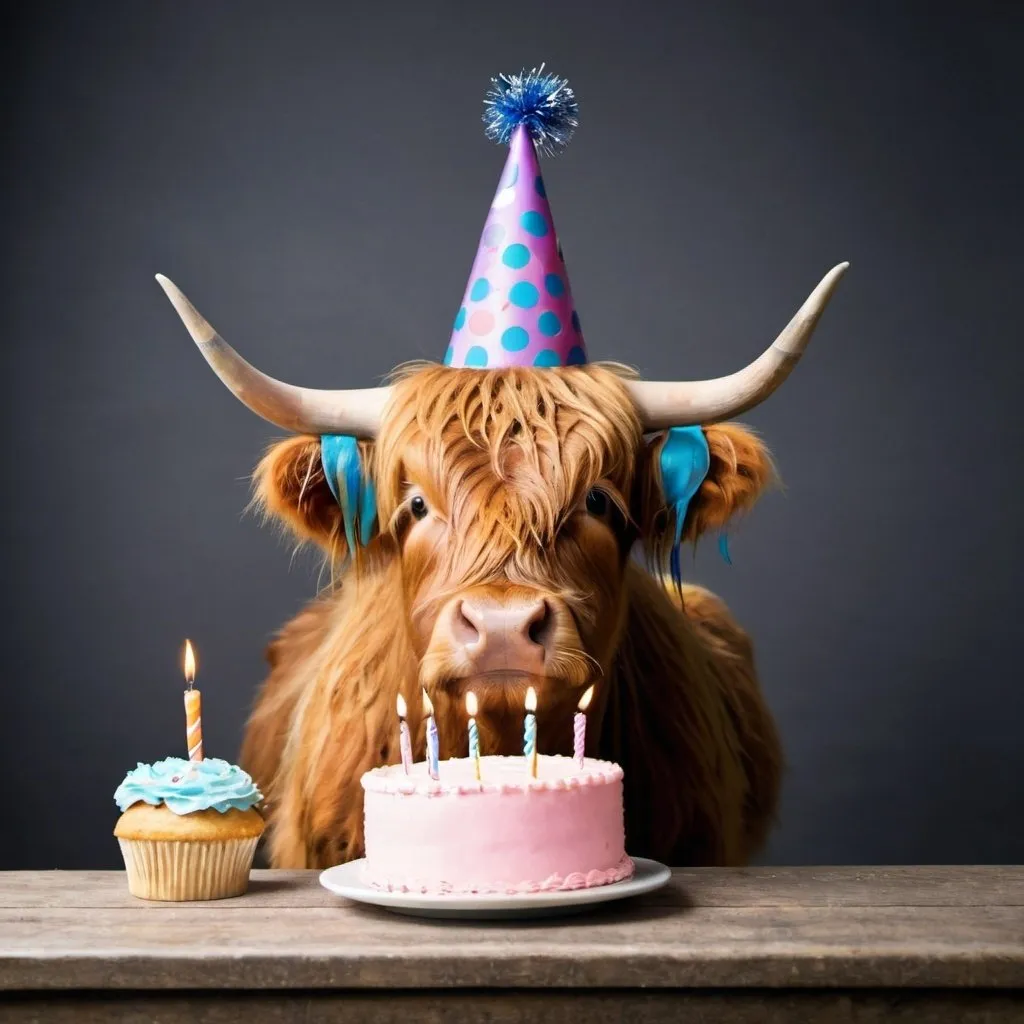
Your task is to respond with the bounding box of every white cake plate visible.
[319,856,670,920]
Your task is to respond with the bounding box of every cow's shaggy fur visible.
[242,364,782,868]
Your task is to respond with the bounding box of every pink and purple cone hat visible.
[444,68,586,370]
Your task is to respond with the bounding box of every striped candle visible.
[422,689,440,780]
[524,686,538,778]
[396,694,413,775]
[574,685,594,768]
[466,691,481,781]
[183,640,203,762]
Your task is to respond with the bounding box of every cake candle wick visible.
[183,639,204,762]
[574,685,594,769]
[422,688,440,781]
[466,691,481,781]
[396,694,413,775]
[524,686,538,779]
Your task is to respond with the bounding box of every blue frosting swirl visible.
[114,757,262,815]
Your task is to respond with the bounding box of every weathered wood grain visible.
[1,990,1023,1024]
[1,869,1022,1000]
[2,867,1022,910]
[1,903,1022,990]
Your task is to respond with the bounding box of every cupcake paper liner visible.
[117,837,259,901]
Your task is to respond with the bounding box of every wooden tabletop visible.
[2,866,1022,994]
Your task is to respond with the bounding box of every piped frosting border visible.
[363,853,635,895]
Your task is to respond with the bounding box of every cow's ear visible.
[685,423,776,538]
[254,436,375,560]
[634,422,775,548]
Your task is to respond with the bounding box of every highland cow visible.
[157,264,845,869]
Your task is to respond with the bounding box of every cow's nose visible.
[455,597,550,675]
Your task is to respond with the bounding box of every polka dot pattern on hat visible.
[509,281,539,308]
[520,210,548,236]
[502,244,530,269]
[446,125,587,368]
[538,311,561,336]
[501,326,529,351]
[465,345,489,367]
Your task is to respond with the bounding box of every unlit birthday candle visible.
[466,691,481,781]
[396,694,413,775]
[524,686,538,778]
[574,685,594,768]
[183,640,203,762]
[422,689,440,780]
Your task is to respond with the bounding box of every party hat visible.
[444,68,586,369]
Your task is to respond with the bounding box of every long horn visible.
[156,275,390,437]
[627,262,849,429]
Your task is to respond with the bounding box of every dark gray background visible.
[3,1,1021,869]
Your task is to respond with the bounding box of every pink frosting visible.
[360,756,633,895]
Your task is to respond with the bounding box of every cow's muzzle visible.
[425,585,582,686]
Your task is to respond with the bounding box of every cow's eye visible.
[584,487,632,544]
[410,495,429,520]
[585,488,609,517]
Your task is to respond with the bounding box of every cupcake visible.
[114,757,264,901]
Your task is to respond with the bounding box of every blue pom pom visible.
[483,65,578,156]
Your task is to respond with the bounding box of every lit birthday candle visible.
[524,686,538,778]
[183,640,203,762]
[466,691,481,781]
[396,694,413,775]
[422,689,440,781]
[574,685,594,768]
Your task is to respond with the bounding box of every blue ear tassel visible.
[358,472,377,548]
[718,532,732,565]
[658,426,711,587]
[320,435,377,554]
[669,543,682,588]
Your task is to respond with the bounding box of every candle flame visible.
[396,693,408,719]
[422,688,434,716]
[183,640,196,685]
[465,691,478,717]
[578,685,595,712]
[525,686,537,712]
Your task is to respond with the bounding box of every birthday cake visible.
[360,754,634,895]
